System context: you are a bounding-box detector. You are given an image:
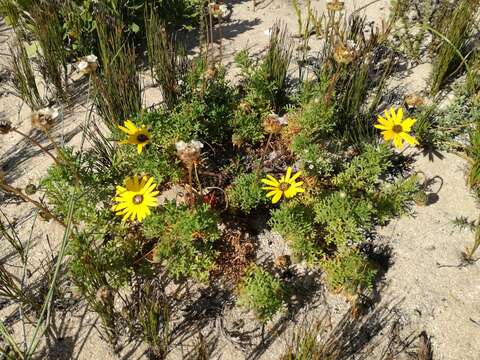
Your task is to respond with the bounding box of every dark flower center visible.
[133,194,144,205]
[279,182,290,192]
[392,124,403,134]
[137,133,149,143]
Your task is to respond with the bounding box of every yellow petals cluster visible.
[375,107,419,149]
[112,175,159,222]
[118,120,151,154]
[261,167,304,204]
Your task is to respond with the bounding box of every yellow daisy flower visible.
[261,167,304,204]
[118,120,151,154]
[374,107,419,149]
[112,175,159,222]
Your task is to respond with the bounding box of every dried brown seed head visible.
[25,184,37,195]
[274,255,291,269]
[96,286,114,305]
[31,107,59,132]
[327,0,345,11]
[0,120,12,135]
[333,42,356,64]
[176,140,203,168]
[263,113,288,134]
[404,93,425,109]
[232,133,243,148]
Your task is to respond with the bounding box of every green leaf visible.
[25,41,40,58]
[130,22,140,33]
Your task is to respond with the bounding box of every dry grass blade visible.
[429,0,479,95]
[417,331,433,360]
[8,38,44,110]
[29,0,68,101]
[145,4,181,109]
[264,22,293,109]
[93,11,142,127]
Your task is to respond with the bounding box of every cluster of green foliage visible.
[266,75,419,293]
[232,24,293,146]
[1,0,202,57]
[414,84,480,150]
[237,265,285,322]
[144,202,220,282]
[227,172,268,213]
[321,248,377,295]
[269,200,322,264]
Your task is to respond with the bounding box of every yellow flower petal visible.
[285,167,292,181]
[393,135,403,149]
[261,178,279,187]
[394,108,403,125]
[118,125,133,135]
[271,191,283,204]
[400,132,418,146]
[290,171,301,182]
[124,120,138,132]
[377,116,392,127]
[374,124,389,131]
[381,130,394,141]
[401,117,416,132]
[266,190,278,197]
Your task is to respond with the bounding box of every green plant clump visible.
[237,265,285,322]
[227,172,268,213]
[143,202,220,282]
[321,248,377,295]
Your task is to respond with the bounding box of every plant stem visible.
[0,183,65,227]
[12,128,60,165]
[194,163,203,195]
[256,132,273,175]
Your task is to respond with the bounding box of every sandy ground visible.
[1,0,479,359]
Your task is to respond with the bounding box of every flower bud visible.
[25,184,37,195]
[0,120,12,135]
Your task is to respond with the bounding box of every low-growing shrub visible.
[237,265,285,322]
[269,201,323,264]
[321,248,377,296]
[144,202,220,282]
[227,173,267,213]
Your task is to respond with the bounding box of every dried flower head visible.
[208,2,228,18]
[414,191,428,206]
[238,101,251,113]
[0,120,12,134]
[77,54,98,76]
[31,107,59,132]
[334,42,356,64]
[96,286,114,305]
[232,133,243,148]
[204,66,218,80]
[404,93,425,109]
[176,140,204,169]
[263,113,288,134]
[327,0,345,11]
[274,255,291,269]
